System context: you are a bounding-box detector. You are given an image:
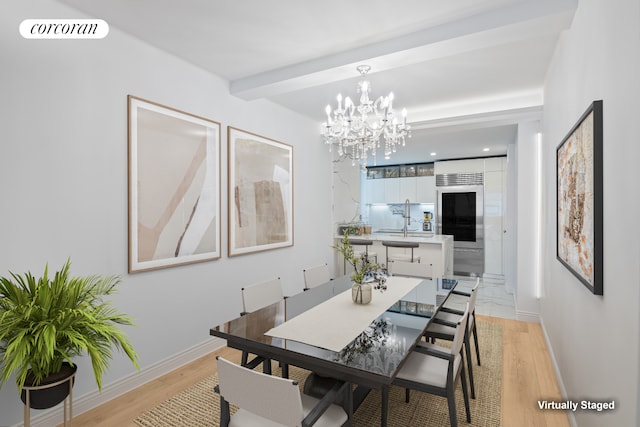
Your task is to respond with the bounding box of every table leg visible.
[381,385,389,427]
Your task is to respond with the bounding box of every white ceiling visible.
[57,0,577,163]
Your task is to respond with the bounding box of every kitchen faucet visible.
[403,198,411,237]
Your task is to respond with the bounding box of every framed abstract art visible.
[556,100,603,295]
[128,96,221,272]
[227,127,293,256]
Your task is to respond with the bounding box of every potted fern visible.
[0,259,138,409]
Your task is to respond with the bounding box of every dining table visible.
[209,274,457,427]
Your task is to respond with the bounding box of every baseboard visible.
[13,337,226,427]
[515,309,540,323]
[539,318,577,427]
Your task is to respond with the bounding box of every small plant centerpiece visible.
[334,231,387,305]
[0,259,139,409]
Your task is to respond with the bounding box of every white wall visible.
[540,1,640,426]
[515,121,541,321]
[0,1,334,425]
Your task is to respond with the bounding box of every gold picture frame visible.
[227,126,293,256]
[128,96,221,272]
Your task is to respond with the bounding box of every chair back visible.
[303,264,331,289]
[390,261,432,278]
[450,303,470,356]
[468,277,480,311]
[241,277,283,314]
[216,357,303,426]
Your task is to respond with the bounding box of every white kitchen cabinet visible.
[416,176,435,203]
[397,177,417,202]
[365,178,386,204]
[484,157,504,172]
[435,158,484,175]
[484,159,505,275]
[375,177,416,203]
[383,178,399,203]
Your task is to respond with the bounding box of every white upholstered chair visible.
[303,264,331,290]
[424,277,480,399]
[393,303,471,427]
[241,277,284,314]
[216,356,351,427]
[240,277,284,375]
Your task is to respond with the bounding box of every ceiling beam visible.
[230,0,577,100]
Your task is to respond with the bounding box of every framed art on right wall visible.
[556,100,603,295]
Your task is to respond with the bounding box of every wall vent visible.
[435,172,484,186]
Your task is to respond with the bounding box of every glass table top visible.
[211,275,457,380]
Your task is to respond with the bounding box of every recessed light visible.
[483,148,490,152]
[430,152,436,156]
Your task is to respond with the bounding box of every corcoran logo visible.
[19,19,109,39]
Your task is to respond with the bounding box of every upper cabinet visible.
[365,162,434,204]
[434,158,484,174]
[416,176,435,203]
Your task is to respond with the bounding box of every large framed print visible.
[128,96,221,273]
[228,127,293,256]
[556,100,603,295]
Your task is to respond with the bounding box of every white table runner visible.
[265,276,422,352]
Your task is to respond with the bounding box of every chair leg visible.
[446,382,458,427]
[241,351,248,366]
[405,388,410,403]
[460,364,472,423]
[464,329,476,399]
[344,382,353,426]
[472,319,481,366]
[220,395,231,427]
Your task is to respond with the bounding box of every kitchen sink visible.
[375,228,421,233]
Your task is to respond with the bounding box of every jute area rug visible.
[135,320,502,427]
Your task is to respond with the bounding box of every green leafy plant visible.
[0,259,139,391]
[333,230,388,290]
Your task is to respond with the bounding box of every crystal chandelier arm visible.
[321,65,409,168]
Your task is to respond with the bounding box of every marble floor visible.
[444,275,516,319]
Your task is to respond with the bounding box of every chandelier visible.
[321,65,410,168]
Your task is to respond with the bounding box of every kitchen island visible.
[335,232,453,278]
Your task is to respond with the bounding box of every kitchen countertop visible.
[335,233,453,245]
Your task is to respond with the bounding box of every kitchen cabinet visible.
[366,178,386,204]
[397,177,417,202]
[484,157,506,275]
[366,177,417,203]
[383,178,400,203]
[435,158,484,175]
[416,176,435,203]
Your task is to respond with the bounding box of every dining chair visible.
[303,263,331,290]
[241,277,284,314]
[423,277,480,399]
[389,260,432,279]
[216,356,351,427]
[240,277,284,375]
[436,277,482,367]
[393,303,471,427]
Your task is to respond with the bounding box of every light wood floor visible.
[62,315,570,427]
